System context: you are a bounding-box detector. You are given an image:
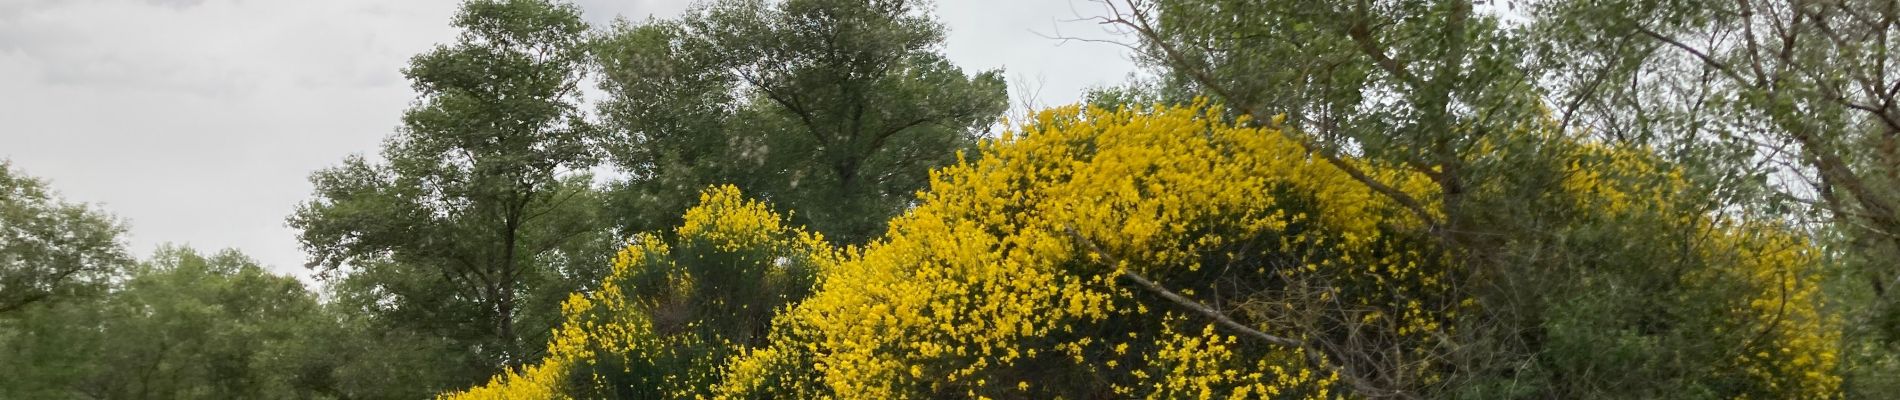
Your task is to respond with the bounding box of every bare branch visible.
[1066,226,1418,399]
[1093,1,1443,229]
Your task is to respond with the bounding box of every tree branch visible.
[1098,2,1442,229]
[1065,226,1417,399]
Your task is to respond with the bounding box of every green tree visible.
[283,287,481,399]
[0,160,130,314]
[442,186,831,399]
[1110,0,1547,241]
[88,247,333,399]
[1,246,342,400]
[1526,0,1900,394]
[0,162,125,397]
[288,0,611,380]
[594,0,1009,243]
[1093,0,1851,397]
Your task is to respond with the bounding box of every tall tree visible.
[288,0,610,375]
[594,0,1009,243]
[1092,2,1534,394]
[0,160,130,314]
[1,247,342,400]
[1109,0,1547,244]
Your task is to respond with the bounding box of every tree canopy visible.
[287,0,612,379]
[593,0,1008,244]
[0,161,130,314]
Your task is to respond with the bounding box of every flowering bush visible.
[447,103,1838,399]
[441,186,835,399]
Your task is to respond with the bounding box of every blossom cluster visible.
[445,103,1839,399]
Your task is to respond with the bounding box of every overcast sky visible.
[0,0,1139,279]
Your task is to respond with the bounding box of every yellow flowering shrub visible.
[712,103,1448,398]
[445,103,1838,399]
[1721,228,1839,397]
[1433,115,1840,397]
[1541,142,1841,397]
[440,186,835,399]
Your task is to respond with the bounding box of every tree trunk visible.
[496,286,517,366]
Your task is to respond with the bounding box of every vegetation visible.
[288,0,610,384]
[2,0,1897,398]
[444,103,1839,399]
[0,161,130,314]
[2,246,336,399]
[593,0,1008,243]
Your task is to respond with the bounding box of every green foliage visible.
[0,290,110,398]
[1526,0,1900,394]
[449,104,1840,399]
[0,246,339,400]
[0,160,131,314]
[593,0,1008,244]
[303,259,518,398]
[288,0,614,382]
[1141,0,1543,168]
[93,247,331,399]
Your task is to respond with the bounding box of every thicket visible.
[4,0,1897,398]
